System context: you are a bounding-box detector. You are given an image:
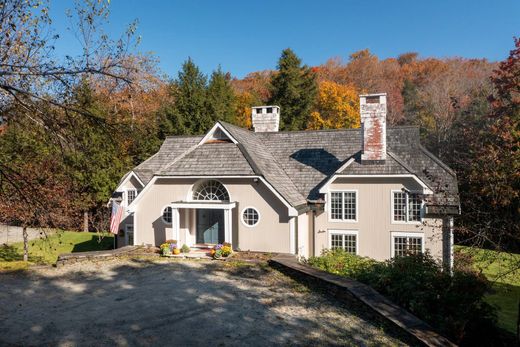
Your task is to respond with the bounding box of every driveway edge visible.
[269,253,457,347]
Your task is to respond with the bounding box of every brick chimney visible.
[251,106,280,132]
[360,93,387,163]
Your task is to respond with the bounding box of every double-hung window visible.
[392,191,422,223]
[329,230,358,254]
[392,232,423,257]
[330,191,357,221]
[126,189,137,206]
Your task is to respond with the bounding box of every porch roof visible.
[170,201,237,210]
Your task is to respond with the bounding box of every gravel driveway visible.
[0,258,412,346]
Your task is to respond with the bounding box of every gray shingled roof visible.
[133,135,202,183]
[159,142,255,176]
[128,122,459,209]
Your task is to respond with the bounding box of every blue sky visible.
[50,0,519,78]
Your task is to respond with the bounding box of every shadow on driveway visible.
[0,258,414,346]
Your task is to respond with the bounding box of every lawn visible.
[0,231,114,271]
[456,246,520,335]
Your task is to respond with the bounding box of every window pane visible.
[243,208,259,226]
[393,192,406,221]
[408,194,422,222]
[344,234,357,254]
[394,236,407,257]
[394,236,423,257]
[330,234,343,250]
[331,192,343,220]
[407,237,423,254]
[344,192,356,220]
[127,190,136,205]
[162,207,172,224]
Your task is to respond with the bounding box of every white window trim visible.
[187,178,232,203]
[390,189,424,225]
[124,188,138,207]
[328,189,358,223]
[390,231,425,258]
[161,205,173,225]
[240,206,261,228]
[328,229,359,254]
[125,224,134,246]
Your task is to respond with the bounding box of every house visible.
[113,93,459,266]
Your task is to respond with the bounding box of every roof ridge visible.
[418,145,457,177]
[158,142,201,173]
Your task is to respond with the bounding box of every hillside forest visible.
[0,1,518,260]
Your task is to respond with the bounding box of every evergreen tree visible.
[64,82,131,218]
[206,66,236,123]
[170,58,210,134]
[269,48,317,130]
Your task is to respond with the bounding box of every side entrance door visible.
[196,209,224,244]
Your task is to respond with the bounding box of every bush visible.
[307,249,377,278]
[181,244,190,253]
[307,250,498,345]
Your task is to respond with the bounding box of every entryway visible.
[196,209,224,244]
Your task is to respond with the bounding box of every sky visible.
[49,0,520,79]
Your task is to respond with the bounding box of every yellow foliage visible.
[308,81,360,130]
[234,91,254,129]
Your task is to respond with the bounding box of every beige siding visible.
[120,175,142,191]
[132,178,291,253]
[315,177,443,261]
[297,212,310,258]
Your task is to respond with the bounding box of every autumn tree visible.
[308,81,359,130]
[0,0,138,254]
[269,48,317,130]
[451,38,519,280]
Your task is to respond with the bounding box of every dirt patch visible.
[0,257,414,346]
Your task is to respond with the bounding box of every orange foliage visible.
[308,81,360,130]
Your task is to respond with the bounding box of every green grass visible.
[456,246,520,334]
[0,231,114,271]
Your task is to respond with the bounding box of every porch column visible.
[172,207,180,242]
[224,208,232,244]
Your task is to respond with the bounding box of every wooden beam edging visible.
[56,246,142,267]
[270,254,457,347]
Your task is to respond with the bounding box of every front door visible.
[196,209,224,244]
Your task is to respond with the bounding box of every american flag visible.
[110,201,124,234]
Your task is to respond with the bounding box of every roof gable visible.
[128,122,459,208]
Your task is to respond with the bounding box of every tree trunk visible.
[83,211,89,232]
[22,226,28,262]
[517,299,519,345]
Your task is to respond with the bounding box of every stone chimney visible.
[360,93,387,163]
[251,106,280,132]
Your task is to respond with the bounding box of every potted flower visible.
[170,243,180,255]
[160,243,171,256]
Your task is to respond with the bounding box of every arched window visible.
[192,180,229,201]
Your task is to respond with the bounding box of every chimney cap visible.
[359,92,387,98]
[252,105,280,111]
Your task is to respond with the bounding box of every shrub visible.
[307,250,498,345]
[181,244,190,253]
[307,249,377,278]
